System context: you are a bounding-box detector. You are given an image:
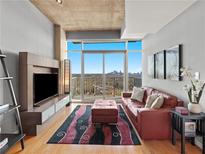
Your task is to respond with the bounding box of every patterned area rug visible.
[48,105,141,145]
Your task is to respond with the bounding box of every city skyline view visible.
[67,41,142,74]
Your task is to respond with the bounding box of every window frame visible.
[67,40,142,101]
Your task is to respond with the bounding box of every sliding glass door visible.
[128,52,142,90]
[68,51,81,100]
[84,53,103,100]
[82,52,124,101]
[105,53,124,98]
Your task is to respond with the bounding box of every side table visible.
[170,110,205,154]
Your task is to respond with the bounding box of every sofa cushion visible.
[131,87,145,102]
[145,94,158,108]
[151,95,164,109]
[162,97,178,108]
[151,90,177,108]
[127,101,142,117]
[142,87,154,103]
[131,100,145,108]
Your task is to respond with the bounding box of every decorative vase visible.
[188,103,201,114]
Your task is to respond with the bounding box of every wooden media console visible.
[19,52,70,136]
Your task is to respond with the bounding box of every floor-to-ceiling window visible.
[105,53,124,98]
[68,41,142,101]
[67,42,81,100]
[127,41,142,90]
[84,53,103,100]
[128,52,142,90]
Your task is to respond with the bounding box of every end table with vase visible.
[170,108,205,154]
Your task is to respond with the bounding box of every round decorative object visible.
[57,131,66,137]
[188,103,201,114]
[113,132,119,137]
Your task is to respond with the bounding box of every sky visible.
[67,41,142,74]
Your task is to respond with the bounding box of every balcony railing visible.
[71,75,142,100]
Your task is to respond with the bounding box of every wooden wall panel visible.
[54,25,67,95]
[19,52,59,111]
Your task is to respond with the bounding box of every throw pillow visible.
[145,94,158,108]
[131,87,145,102]
[151,95,164,109]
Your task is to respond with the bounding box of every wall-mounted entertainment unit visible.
[19,52,70,136]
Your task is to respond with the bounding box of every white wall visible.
[0,0,54,132]
[142,0,205,147]
[143,0,205,111]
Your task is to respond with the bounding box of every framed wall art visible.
[155,50,166,79]
[165,45,182,81]
[148,54,155,78]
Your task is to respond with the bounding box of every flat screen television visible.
[33,73,58,105]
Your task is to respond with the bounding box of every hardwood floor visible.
[7,103,201,154]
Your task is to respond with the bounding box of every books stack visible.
[185,122,196,137]
[0,104,9,112]
[0,138,8,149]
[175,106,189,115]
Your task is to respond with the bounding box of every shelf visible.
[0,51,25,153]
[0,134,25,154]
[0,105,20,115]
[0,77,13,80]
[0,54,6,58]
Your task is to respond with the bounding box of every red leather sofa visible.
[121,87,183,140]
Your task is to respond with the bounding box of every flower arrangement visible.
[180,68,205,104]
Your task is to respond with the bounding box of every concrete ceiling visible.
[30,0,125,31]
[121,0,197,39]
[30,0,197,40]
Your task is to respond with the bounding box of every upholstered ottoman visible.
[91,99,118,124]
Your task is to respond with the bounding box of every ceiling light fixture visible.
[56,0,63,5]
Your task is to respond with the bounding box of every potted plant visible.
[181,68,205,113]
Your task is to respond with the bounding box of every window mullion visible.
[81,42,84,100]
[103,54,106,99]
